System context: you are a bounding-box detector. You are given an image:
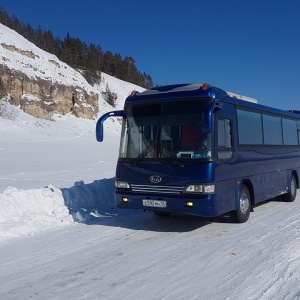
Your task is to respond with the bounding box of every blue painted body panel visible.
[115,161,217,216]
[115,192,217,216]
[116,161,214,186]
[115,150,300,217]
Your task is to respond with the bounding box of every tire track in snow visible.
[1,195,300,299]
[212,199,300,300]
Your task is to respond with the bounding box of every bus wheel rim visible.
[240,192,250,214]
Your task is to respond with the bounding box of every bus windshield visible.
[119,100,213,161]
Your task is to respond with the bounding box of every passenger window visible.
[263,115,282,145]
[237,109,263,145]
[218,118,233,160]
[282,118,298,145]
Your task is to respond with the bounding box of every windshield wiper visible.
[132,141,184,168]
[132,142,156,166]
[160,143,184,168]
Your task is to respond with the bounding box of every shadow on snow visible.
[61,177,233,233]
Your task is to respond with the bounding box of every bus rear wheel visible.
[230,185,251,223]
[283,174,297,202]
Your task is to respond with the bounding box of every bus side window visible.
[217,118,233,160]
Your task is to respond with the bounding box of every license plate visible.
[143,199,167,208]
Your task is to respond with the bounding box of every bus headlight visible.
[184,184,203,193]
[183,184,215,194]
[203,184,215,194]
[115,180,131,189]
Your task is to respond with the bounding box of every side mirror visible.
[96,110,123,142]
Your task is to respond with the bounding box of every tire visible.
[283,174,297,202]
[230,185,251,223]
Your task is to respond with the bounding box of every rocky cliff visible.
[0,65,98,120]
[0,25,99,120]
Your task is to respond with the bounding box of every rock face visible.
[0,25,100,120]
[0,65,98,120]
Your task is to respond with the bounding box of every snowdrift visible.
[0,178,118,242]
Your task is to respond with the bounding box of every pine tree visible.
[0,6,11,26]
[0,6,154,89]
[102,83,118,107]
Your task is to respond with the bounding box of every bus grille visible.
[131,184,183,194]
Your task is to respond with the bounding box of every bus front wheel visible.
[230,185,251,223]
[283,174,297,202]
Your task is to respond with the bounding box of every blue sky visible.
[1,0,300,110]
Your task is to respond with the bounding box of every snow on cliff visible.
[0,23,94,93]
[0,23,145,113]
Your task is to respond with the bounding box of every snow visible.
[0,185,73,240]
[0,22,144,113]
[1,24,300,300]
[0,23,92,94]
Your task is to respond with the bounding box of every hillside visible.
[0,23,145,119]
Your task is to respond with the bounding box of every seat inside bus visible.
[181,125,205,150]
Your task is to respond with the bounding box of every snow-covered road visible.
[1,197,300,300]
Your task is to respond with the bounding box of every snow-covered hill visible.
[0,23,145,118]
[0,23,92,92]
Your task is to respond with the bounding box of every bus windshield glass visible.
[119,100,213,161]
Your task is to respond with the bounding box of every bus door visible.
[215,112,237,214]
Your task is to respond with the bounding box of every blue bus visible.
[96,83,300,223]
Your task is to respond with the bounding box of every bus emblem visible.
[149,176,162,183]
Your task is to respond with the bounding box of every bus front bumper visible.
[115,192,218,217]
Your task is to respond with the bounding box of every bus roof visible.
[127,83,257,103]
[126,83,300,120]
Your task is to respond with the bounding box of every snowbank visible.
[0,185,73,241]
[0,178,117,242]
